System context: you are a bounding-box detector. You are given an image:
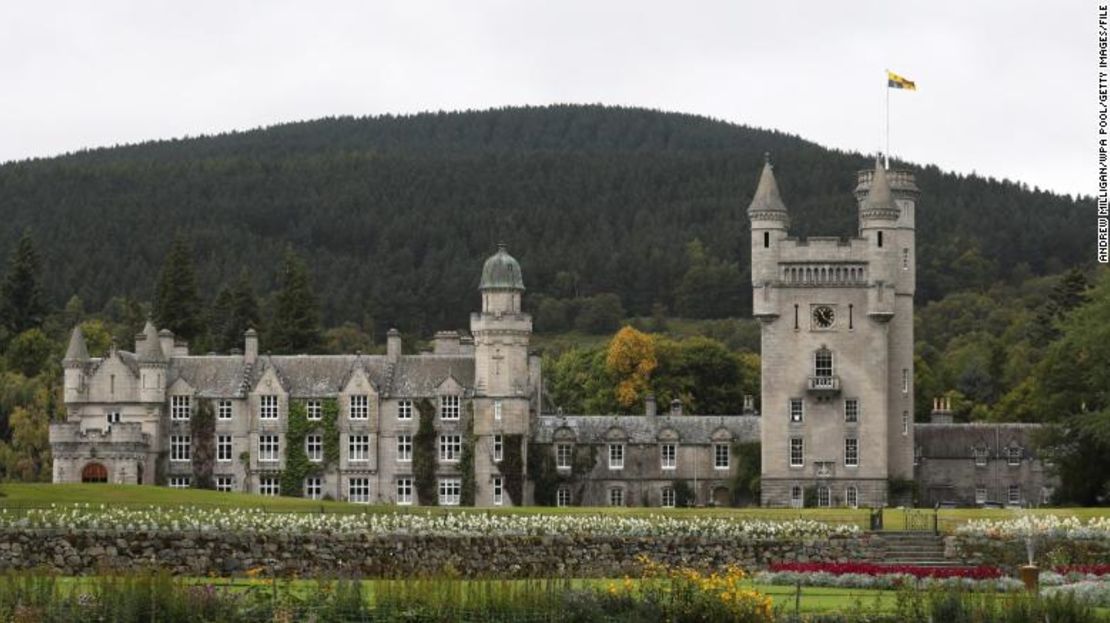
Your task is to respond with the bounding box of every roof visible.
[389,355,475,397]
[859,159,900,220]
[533,414,761,444]
[479,244,525,290]
[746,155,789,220]
[915,423,1046,459]
[135,321,165,363]
[63,326,89,361]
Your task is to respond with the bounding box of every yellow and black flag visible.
[887,70,916,91]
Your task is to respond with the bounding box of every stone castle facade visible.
[51,162,1056,509]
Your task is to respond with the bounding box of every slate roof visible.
[533,414,761,444]
[389,355,475,397]
[64,326,89,361]
[914,423,1045,459]
[746,155,789,218]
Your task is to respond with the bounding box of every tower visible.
[62,325,89,403]
[136,320,167,404]
[470,244,533,505]
[753,157,918,508]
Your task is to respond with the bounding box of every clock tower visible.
[750,156,917,508]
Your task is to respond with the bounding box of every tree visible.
[605,326,657,410]
[211,271,262,353]
[6,329,53,377]
[0,384,55,481]
[152,237,204,341]
[674,239,745,319]
[0,231,47,336]
[574,293,624,334]
[270,249,322,353]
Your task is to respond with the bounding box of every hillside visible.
[0,104,1089,335]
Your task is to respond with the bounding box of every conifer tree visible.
[152,237,204,340]
[270,249,321,353]
[0,231,47,335]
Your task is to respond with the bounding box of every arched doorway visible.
[81,462,108,483]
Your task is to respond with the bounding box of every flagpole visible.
[884,69,890,169]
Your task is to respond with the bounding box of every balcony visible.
[807,375,841,395]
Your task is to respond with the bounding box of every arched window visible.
[814,349,834,378]
[845,485,858,508]
[790,485,803,508]
[817,485,831,507]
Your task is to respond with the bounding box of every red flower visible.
[767,562,1002,580]
[1054,564,1110,576]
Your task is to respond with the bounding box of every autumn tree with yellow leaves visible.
[605,326,658,409]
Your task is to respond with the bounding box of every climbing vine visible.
[500,434,524,505]
[459,401,477,506]
[190,399,215,489]
[413,398,438,505]
[280,399,340,497]
[526,442,597,506]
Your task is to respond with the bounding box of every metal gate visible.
[903,508,938,533]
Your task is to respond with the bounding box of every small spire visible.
[746,155,789,218]
[64,325,89,362]
[136,320,165,362]
[860,156,899,219]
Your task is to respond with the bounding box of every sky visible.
[0,1,1090,196]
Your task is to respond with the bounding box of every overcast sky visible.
[0,1,1089,196]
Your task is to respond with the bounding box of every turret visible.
[855,158,919,297]
[748,154,789,319]
[855,159,900,319]
[136,320,166,403]
[63,326,89,403]
[471,244,531,397]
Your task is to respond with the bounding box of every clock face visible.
[813,305,835,329]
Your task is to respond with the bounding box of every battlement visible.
[49,421,147,445]
[855,169,919,199]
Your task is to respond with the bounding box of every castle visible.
[50,160,1056,508]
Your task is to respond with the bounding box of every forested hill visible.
[0,105,1088,334]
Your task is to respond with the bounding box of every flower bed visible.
[768,561,1001,580]
[956,515,1110,540]
[0,504,858,540]
[1055,564,1110,576]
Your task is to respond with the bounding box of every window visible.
[397,434,413,462]
[845,485,858,508]
[493,400,502,421]
[1007,447,1022,466]
[215,476,234,492]
[1008,485,1021,506]
[493,476,504,506]
[306,400,322,421]
[608,443,624,470]
[789,399,804,423]
[844,399,859,423]
[170,435,191,462]
[349,478,370,504]
[217,435,232,462]
[975,486,987,505]
[396,478,413,505]
[438,478,461,505]
[661,486,676,508]
[1041,487,1053,505]
[259,477,280,496]
[260,395,279,420]
[714,444,730,470]
[763,231,770,248]
[397,400,413,421]
[439,434,462,462]
[556,444,573,469]
[914,446,922,466]
[169,476,191,489]
[349,434,370,462]
[217,400,232,420]
[171,395,192,420]
[306,434,322,462]
[877,230,884,247]
[845,438,859,467]
[304,477,322,500]
[493,434,503,462]
[440,395,460,420]
[902,369,910,394]
[817,485,831,507]
[608,487,624,507]
[974,447,988,467]
[902,411,909,436]
[349,394,369,420]
[258,435,280,462]
[790,485,803,508]
[789,438,804,467]
[814,350,833,377]
[660,443,677,470]
[556,487,571,507]
[902,248,909,270]
[107,411,121,425]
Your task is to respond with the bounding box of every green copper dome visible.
[479,244,525,290]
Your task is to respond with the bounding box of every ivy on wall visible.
[500,434,524,505]
[459,401,477,506]
[526,442,597,506]
[280,398,340,497]
[413,398,438,505]
[190,399,215,489]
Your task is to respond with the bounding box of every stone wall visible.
[0,530,883,578]
[945,534,1110,567]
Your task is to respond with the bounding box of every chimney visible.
[433,330,460,355]
[930,396,953,424]
[387,328,402,362]
[172,340,189,357]
[743,395,755,415]
[244,328,258,365]
[670,398,683,417]
[158,329,174,358]
[645,394,657,417]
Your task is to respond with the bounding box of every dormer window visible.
[440,395,461,420]
[170,395,191,420]
[973,446,989,466]
[1007,447,1022,466]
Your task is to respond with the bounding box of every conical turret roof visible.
[63,325,89,362]
[860,158,900,220]
[136,320,166,363]
[746,154,789,220]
